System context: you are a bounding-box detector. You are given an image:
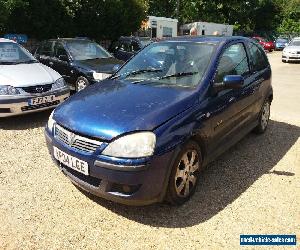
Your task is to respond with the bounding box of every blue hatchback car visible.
[45,36,273,205]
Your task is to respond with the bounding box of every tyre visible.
[254,100,271,134]
[166,141,202,205]
[75,76,90,92]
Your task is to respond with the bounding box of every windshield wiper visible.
[159,71,198,80]
[111,68,162,80]
[21,60,38,64]
[0,61,18,65]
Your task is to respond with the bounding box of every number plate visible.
[53,147,89,175]
[28,95,55,105]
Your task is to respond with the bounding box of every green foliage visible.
[0,0,147,40]
[0,0,299,39]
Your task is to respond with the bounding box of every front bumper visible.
[0,88,69,117]
[282,54,300,61]
[45,129,176,205]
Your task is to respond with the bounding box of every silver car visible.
[0,39,70,117]
[282,37,300,63]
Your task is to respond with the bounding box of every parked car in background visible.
[0,39,69,117]
[35,38,123,92]
[282,37,300,63]
[109,36,153,61]
[45,36,273,205]
[274,37,289,50]
[252,36,275,52]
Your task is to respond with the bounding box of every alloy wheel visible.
[174,149,199,197]
[76,79,88,91]
[261,102,270,130]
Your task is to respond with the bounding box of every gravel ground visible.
[0,52,299,249]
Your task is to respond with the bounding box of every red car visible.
[252,36,275,52]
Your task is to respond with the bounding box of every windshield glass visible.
[290,40,300,46]
[66,40,112,60]
[0,42,37,64]
[277,38,288,43]
[116,42,216,88]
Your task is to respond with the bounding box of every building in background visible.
[180,22,233,36]
[139,16,178,39]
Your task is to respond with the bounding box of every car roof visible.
[45,38,92,43]
[0,38,17,43]
[119,36,150,41]
[158,36,252,44]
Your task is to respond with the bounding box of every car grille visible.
[54,124,102,153]
[22,84,52,94]
[21,100,60,111]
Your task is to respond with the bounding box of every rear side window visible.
[215,43,250,83]
[119,41,131,52]
[249,43,269,72]
[38,41,53,56]
[54,42,68,57]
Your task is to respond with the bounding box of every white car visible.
[282,37,300,63]
[0,39,70,117]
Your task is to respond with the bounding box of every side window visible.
[215,43,250,83]
[54,43,68,58]
[131,42,140,52]
[249,43,268,72]
[39,41,53,57]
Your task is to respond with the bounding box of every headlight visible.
[0,85,20,95]
[52,78,66,90]
[93,72,111,81]
[102,132,156,158]
[47,110,56,132]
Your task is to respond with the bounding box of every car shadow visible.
[83,120,300,228]
[0,109,52,130]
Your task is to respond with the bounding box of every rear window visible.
[249,42,269,72]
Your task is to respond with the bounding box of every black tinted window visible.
[38,41,53,56]
[215,43,250,83]
[249,43,269,72]
[54,43,67,57]
[131,42,140,52]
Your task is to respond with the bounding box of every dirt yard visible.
[0,52,299,249]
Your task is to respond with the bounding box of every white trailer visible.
[180,22,233,36]
[146,16,178,39]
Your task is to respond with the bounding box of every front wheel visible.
[75,76,90,92]
[254,100,271,134]
[166,141,202,205]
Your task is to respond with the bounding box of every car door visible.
[36,41,54,67]
[224,42,258,129]
[205,42,254,155]
[246,42,271,116]
[52,42,73,83]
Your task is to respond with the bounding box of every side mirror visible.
[58,55,69,62]
[214,75,244,91]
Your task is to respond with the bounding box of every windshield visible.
[115,42,216,88]
[276,38,288,43]
[0,42,37,64]
[140,38,152,47]
[66,40,112,60]
[290,40,300,46]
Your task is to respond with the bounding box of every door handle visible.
[49,62,54,66]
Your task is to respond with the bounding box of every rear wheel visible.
[166,141,202,205]
[75,76,90,92]
[254,100,271,134]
